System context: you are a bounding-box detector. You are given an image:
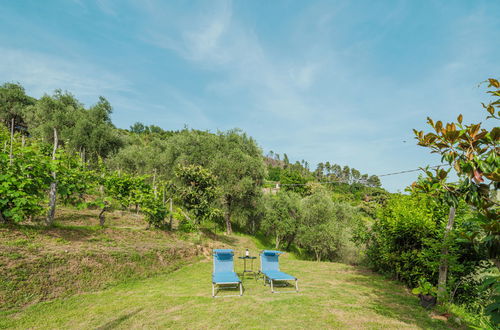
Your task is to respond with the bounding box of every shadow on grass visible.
[343,269,449,329]
[0,222,102,243]
[96,308,143,330]
[213,283,243,297]
[47,223,102,242]
[199,228,238,245]
[249,232,274,250]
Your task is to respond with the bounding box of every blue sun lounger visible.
[260,250,299,293]
[212,249,242,297]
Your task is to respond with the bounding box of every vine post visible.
[46,127,58,226]
[9,118,14,165]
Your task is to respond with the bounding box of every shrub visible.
[366,193,490,298]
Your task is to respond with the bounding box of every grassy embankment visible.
[0,208,210,310]
[1,208,454,329]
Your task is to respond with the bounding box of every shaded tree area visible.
[0,83,36,133]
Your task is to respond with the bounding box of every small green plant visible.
[482,275,500,326]
[412,278,438,297]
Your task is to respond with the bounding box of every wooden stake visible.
[46,128,59,226]
[153,169,157,198]
[169,197,173,229]
[9,118,14,166]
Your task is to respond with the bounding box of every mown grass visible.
[1,210,457,329]
[0,251,450,329]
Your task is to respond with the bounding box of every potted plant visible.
[412,278,438,308]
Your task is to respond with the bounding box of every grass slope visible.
[0,208,205,309]
[1,234,449,329]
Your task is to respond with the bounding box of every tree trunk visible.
[493,258,500,271]
[46,128,59,226]
[315,250,321,262]
[99,208,106,226]
[225,208,232,235]
[0,210,6,224]
[286,233,296,250]
[99,201,109,226]
[437,206,456,302]
[275,235,280,249]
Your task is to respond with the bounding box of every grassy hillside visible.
[0,220,454,329]
[0,208,210,310]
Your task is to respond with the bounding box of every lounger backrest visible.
[213,249,234,273]
[260,250,281,272]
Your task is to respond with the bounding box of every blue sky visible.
[1,0,499,192]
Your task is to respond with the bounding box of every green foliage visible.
[280,169,308,195]
[0,82,35,132]
[68,97,123,162]
[24,91,121,162]
[482,275,500,325]
[211,130,266,232]
[0,128,52,222]
[108,128,265,233]
[137,192,167,228]
[54,150,93,208]
[178,218,198,233]
[366,194,489,294]
[102,172,149,209]
[412,278,438,297]
[174,164,221,224]
[297,188,362,262]
[312,162,381,188]
[261,191,301,249]
[412,78,499,267]
[24,90,83,146]
[267,166,282,181]
[101,171,168,227]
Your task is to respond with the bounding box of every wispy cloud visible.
[1,0,498,191]
[0,47,131,102]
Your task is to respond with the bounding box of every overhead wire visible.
[271,164,451,187]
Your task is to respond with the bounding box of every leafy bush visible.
[174,164,220,224]
[137,192,167,228]
[261,191,301,250]
[366,193,490,299]
[0,128,52,222]
[412,278,438,296]
[297,189,363,262]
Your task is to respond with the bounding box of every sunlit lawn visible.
[0,253,449,329]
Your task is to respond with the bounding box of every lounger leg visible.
[212,283,215,297]
[295,279,299,292]
[271,279,274,293]
[239,282,243,296]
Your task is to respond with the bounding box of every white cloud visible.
[95,0,118,16]
[0,47,131,103]
[3,0,494,192]
[289,63,320,89]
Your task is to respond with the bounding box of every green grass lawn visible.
[0,251,449,329]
